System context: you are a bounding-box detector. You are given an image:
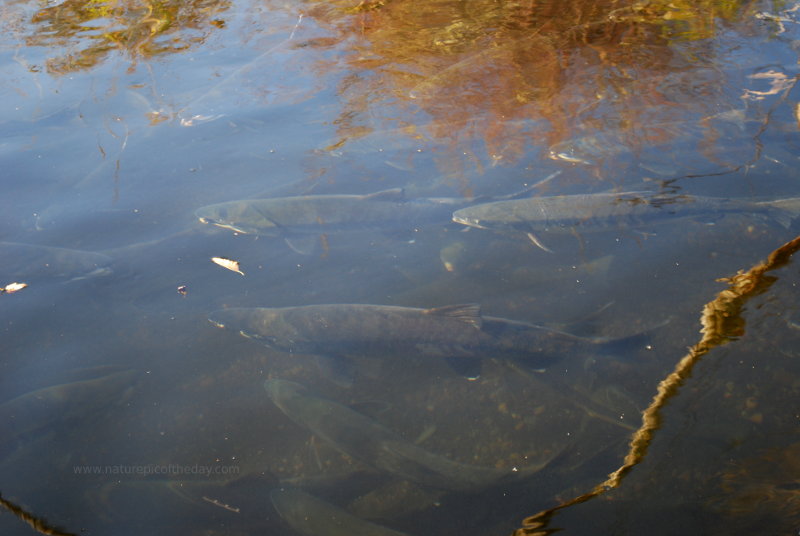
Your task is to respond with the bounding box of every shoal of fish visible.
[7,185,800,535]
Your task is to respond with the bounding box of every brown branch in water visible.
[0,493,78,536]
[513,233,800,536]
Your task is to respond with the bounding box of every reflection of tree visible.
[7,0,780,178]
[21,0,230,74]
[301,0,766,176]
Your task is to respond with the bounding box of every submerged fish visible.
[0,241,114,282]
[452,192,800,250]
[195,188,461,232]
[0,369,138,444]
[271,487,411,536]
[209,303,639,378]
[265,379,532,491]
[194,185,549,254]
[547,109,760,173]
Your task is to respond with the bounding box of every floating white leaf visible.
[211,257,244,276]
[2,282,28,293]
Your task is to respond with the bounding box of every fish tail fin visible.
[595,317,671,359]
[594,331,649,358]
[760,198,800,229]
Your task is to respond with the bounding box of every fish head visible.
[453,201,529,231]
[263,378,307,404]
[547,138,596,165]
[195,201,280,236]
[452,208,488,229]
[208,307,294,349]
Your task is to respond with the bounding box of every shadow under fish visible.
[208,303,649,383]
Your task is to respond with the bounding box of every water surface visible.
[1,0,799,534]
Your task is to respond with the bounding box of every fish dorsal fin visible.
[363,188,405,201]
[423,304,482,328]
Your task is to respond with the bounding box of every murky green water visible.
[1,0,799,534]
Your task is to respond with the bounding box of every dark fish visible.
[452,192,800,250]
[265,379,528,491]
[0,241,114,282]
[208,303,637,375]
[271,487,411,536]
[0,370,138,443]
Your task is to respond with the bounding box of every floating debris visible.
[742,70,794,101]
[211,257,244,276]
[795,102,800,129]
[1,282,28,294]
[201,496,240,513]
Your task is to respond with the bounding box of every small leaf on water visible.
[2,282,28,293]
[211,257,244,276]
[795,102,800,129]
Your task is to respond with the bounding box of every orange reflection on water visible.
[297,0,766,177]
[8,0,778,179]
[23,0,231,74]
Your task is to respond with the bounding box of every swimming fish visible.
[0,369,138,444]
[265,379,538,491]
[0,241,114,282]
[452,192,800,251]
[547,108,760,174]
[197,189,457,235]
[195,184,550,254]
[209,303,642,380]
[271,487,411,536]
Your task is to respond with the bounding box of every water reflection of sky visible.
[1,0,800,534]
